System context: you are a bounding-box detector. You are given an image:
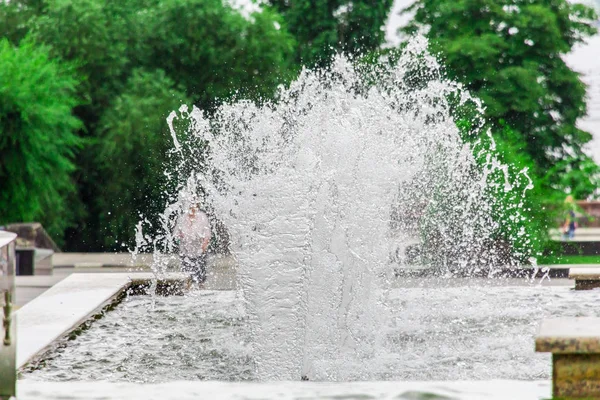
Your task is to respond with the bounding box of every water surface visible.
[24,281,599,383]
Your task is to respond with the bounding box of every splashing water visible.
[136,36,531,381]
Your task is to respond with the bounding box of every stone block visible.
[15,248,54,276]
[536,318,600,399]
[554,353,600,398]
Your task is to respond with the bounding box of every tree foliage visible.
[139,0,296,109]
[0,0,297,250]
[269,0,394,67]
[404,0,599,196]
[0,38,82,242]
[75,69,191,249]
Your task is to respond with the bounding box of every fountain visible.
[129,35,532,381]
[18,35,593,399]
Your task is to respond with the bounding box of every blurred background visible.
[1,0,599,264]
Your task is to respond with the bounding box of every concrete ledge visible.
[536,318,600,398]
[536,318,600,353]
[3,223,59,252]
[569,268,600,290]
[129,273,191,296]
[569,268,600,280]
[16,272,191,369]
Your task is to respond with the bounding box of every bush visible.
[0,38,82,243]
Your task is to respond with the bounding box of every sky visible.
[565,35,600,163]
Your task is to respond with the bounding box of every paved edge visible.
[16,273,130,369]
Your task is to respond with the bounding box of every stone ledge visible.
[553,353,600,399]
[536,317,600,398]
[569,267,600,290]
[16,272,192,369]
[569,267,600,280]
[3,223,60,252]
[536,318,600,353]
[128,272,192,296]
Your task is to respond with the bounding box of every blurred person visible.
[562,195,577,241]
[175,203,212,284]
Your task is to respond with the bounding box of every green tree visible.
[269,0,394,67]
[477,126,551,262]
[69,69,191,250]
[541,153,600,200]
[0,38,82,243]
[7,0,296,250]
[0,0,45,44]
[28,0,133,125]
[140,0,296,109]
[403,0,599,195]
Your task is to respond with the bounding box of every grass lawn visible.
[538,254,600,265]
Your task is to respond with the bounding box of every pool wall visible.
[16,272,190,370]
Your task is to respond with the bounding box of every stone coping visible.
[16,272,190,369]
[536,318,600,354]
[3,223,60,252]
[569,267,600,280]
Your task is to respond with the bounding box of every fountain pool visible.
[125,34,538,384]
[14,35,568,399]
[23,277,597,386]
